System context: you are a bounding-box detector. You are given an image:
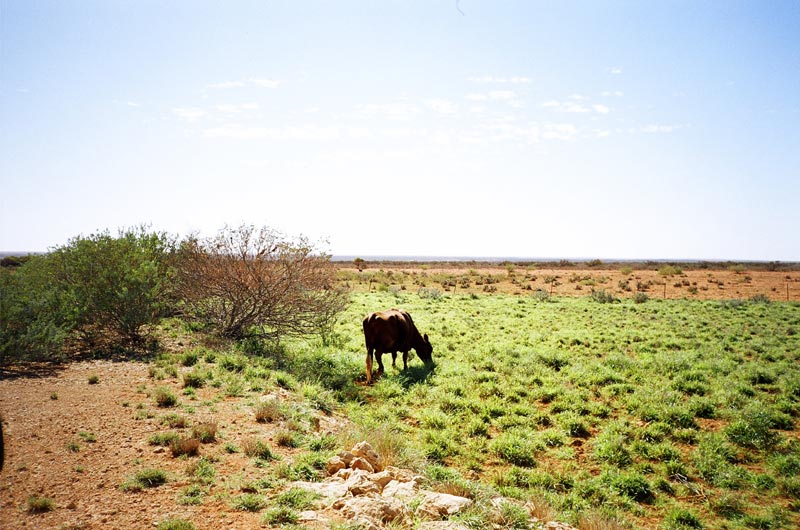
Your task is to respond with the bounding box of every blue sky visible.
[2,1,798,260]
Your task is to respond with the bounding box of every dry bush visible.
[526,497,558,523]
[171,438,201,457]
[254,399,284,423]
[175,224,348,340]
[191,422,217,443]
[577,510,629,530]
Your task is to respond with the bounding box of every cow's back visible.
[363,309,410,353]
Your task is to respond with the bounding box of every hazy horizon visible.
[2,1,798,260]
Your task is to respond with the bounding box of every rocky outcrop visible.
[291,441,471,529]
[290,441,578,530]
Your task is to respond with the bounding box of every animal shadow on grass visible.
[397,363,435,388]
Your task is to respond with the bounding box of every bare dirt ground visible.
[338,262,800,301]
[0,360,344,530]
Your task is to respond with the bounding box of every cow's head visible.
[417,333,433,364]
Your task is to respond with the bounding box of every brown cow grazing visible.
[362,309,433,384]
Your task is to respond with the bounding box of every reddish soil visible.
[0,361,344,530]
[338,263,800,301]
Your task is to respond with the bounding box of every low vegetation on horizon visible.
[1,226,799,529]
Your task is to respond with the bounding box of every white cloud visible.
[466,90,519,102]
[357,102,421,121]
[488,90,518,100]
[543,100,610,114]
[542,100,590,113]
[250,78,281,88]
[542,123,578,141]
[202,123,341,140]
[608,67,623,75]
[641,124,677,133]
[425,99,459,115]
[215,102,260,113]
[467,76,531,84]
[602,91,624,97]
[207,81,246,89]
[172,107,207,122]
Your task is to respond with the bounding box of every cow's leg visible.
[391,352,397,369]
[376,353,385,376]
[402,351,409,371]
[366,349,374,384]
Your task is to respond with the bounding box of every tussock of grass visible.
[26,495,55,513]
[191,422,217,443]
[170,437,200,457]
[156,519,196,530]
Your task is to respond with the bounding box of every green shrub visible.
[153,387,178,407]
[177,485,206,505]
[187,457,216,485]
[183,370,206,388]
[593,433,632,468]
[179,351,199,367]
[659,265,683,277]
[590,289,617,303]
[602,470,654,503]
[663,508,703,529]
[148,431,180,446]
[274,487,321,509]
[708,492,746,519]
[725,407,781,450]
[0,260,71,362]
[261,506,299,525]
[492,432,542,467]
[122,468,168,491]
[231,493,266,512]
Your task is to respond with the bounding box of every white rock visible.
[345,470,381,496]
[418,522,472,530]
[368,469,395,489]
[416,491,473,519]
[290,480,349,506]
[381,479,419,500]
[333,495,409,526]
